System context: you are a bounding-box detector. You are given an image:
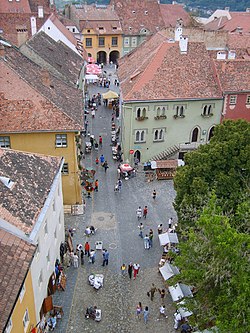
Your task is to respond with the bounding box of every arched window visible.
[154,130,158,140]
[191,127,199,142]
[136,108,141,118]
[208,126,215,141]
[135,130,140,141]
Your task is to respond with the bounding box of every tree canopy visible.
[174,120,250,233]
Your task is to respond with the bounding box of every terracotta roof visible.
[0,228,36,332]
[118,31,222,101]
[110,0,165,35]
[159,4,191,27]
[0,44,83,133]
[0,12,49,46]
[70,4,120,21]
[22,31,83,85]
[205,12,250,33]
[214,59,250,93]
[0,0,31,14]
[79,19,122,35]
[0,148,62,234]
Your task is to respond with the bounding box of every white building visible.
[0,148,65,321]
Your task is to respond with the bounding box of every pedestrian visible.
[147,283,157,301]
[138,222,144,238]
[73,252,79,268]
[152,189,157,200]
[136,206,142,220]
[133,263,140,279]
[90,249,96,264]
[84,242,90,257]
[143,206,148,218]
[144,234,150,250]
[121,263,126,277]
[102,249,109,266]
[174,311,182,330]
[99,135,103,147]
[128,263,133,279]
[158,288,166,304]
[143,306,149,324]
[117,179,122,192]
[94,179,99,192]
[168,217,173,230]
[158,305,168,319]
[136,302,142,319]
[80,250,84,265]
[100,154,105,165]
[158,223,163,234]
[103,161,109,173]
[149,229,154,248]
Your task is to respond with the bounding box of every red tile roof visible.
[0,148,62,234]
[159,4,191,27]
[0,228,36,332]
[0,44,83,133]
[214,59,250,93]
[118,31,222,101]
[110,0,165,35]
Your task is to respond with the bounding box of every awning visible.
[159,232,179,246]
[159,262,180,281]
[168,283,193,302]
[102,90,119,99]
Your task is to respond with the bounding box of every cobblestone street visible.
[53,66,178,333]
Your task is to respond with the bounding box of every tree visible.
[174,120,250,233]
[173,195,250,332]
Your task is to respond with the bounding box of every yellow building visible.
[66,4,123,64]
[0,230,37,333]
[0,43,83,205]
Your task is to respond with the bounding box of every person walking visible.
[100,154,105,165]
[143,206,148,218]
[136,206,142,220]
[147,283,157,301]
[138,222,144,238]
[152,189,157,200]
[149,229,154,248]
[102,249,109,266]
[128,263,133,279]
[144,234,150,250]
[158,288,166,304]
[136,302,142,320]
[143,306,149,324]
[133,263,140,279]
[121,263,126,277]
[84,242,90,257]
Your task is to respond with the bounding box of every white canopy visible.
[159,263,180,281]
[168,283,193,302]
[159,232,179,246]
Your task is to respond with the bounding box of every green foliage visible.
[174,120,250,233]
[174,195,250,332]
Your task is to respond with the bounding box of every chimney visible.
[41,69,51,87]
[216,51,227,60]
[30,16,37,36]
[0,44,5,57]
[228,50,236,59]
[38,6,44,18]
[179,35,188,54]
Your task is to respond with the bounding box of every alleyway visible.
[53,66,178,333]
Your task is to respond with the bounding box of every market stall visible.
[151,160,178,180]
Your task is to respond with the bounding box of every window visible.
[175,105,185,118]
[153,129,164,142]
[135,130,146,143]
[229,95,237,105]
[23,309,30,331]
[124,37,130,46]
[55,134,67,147]
[202,104,212,116]
[112,37,118,46]
[131,37,137,47]
[246,95,250,105]
[4,318,12,333]
[0,136,10,148]
[61,163,69,175]
[85,38,92,47]
[19,284,26,302]
[44,220,48,235]
[98,37,105,47]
